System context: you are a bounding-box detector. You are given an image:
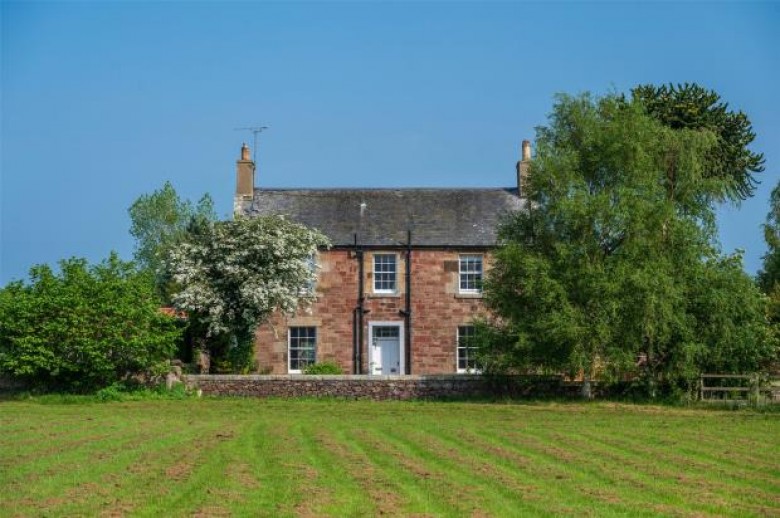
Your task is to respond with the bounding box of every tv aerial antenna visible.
[234,126,268,163]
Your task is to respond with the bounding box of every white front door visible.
[369,323,403,375]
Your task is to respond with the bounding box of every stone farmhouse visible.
[233,142,530,375]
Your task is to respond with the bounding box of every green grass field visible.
[1,399,777,517]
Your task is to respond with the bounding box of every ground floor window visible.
[289,327,316,373]
[457,325,479,373]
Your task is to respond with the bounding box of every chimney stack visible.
[516,139,531,195]
[236,142,255,198]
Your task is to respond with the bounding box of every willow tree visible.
[484,92,772,398]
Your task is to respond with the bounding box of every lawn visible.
[0,399,777,517]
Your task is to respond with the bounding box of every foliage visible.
[632,82,765,201]
[758,181,780,294]
[0,254,180,392]
[167,215,330,372]
[94,381,190,402]
[688,254,776,374]
[484,91,774,397]
[128,181,216,299]
[303,361,343,375]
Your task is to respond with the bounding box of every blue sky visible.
[2,1,779,284]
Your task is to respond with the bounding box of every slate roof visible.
[242,188,524,247]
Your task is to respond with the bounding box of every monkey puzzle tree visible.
[632,83,765,201]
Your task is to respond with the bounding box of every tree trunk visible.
[195,340,210,374]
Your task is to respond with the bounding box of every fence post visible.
[751,373,760,407]
[699,374,704,402]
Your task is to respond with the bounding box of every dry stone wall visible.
[183,374,572,400]
[184,374,489,400]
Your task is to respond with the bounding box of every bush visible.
[303,361,342,375]
[95,382,126,402]
[0,254,181,392]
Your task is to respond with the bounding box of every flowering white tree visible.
[167,215,329,371]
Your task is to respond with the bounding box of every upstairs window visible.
[457,325,479,373]
[289,327,316,374]
[459,254,483,293]
[373,254,397,293]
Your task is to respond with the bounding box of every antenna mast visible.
[234,126,268,164]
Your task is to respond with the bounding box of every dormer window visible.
[459,254,483,293]
[373,254,397,293]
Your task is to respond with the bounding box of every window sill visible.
[368,292,402,298]
[455,292,483,299]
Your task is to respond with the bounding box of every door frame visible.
[367,321,405,376]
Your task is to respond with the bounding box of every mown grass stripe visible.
[517,425,748,516]
[334,425,448,516]
[380,422,554,516]
[427,425,620,516]
[1,399,778,517]
[462,426,676,517]
[572,424,780,493]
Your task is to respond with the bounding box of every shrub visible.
[303,361,342,375]
[0,254,180,392]
[95,382,126,402]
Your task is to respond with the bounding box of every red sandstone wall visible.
[254,248,489,374]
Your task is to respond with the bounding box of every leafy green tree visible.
[128,182,216,299]
[167,216,330,372]
[632,83,765,201]
[0,254,180,392]
[758,182,780,293]
[484,92,773,398]
[757,182,780,370]
[689,254,775,375]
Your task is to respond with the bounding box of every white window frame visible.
[458,254,483,294]
[373,253,398,294]
[456,325,480,374]
[288,327,317,374]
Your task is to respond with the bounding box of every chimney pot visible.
[235,143,255,205]
[517,139,531,196]
[522,140,531,161]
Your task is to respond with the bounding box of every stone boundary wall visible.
[183,374,569,400]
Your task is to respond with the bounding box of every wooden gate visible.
[699,374,778,405]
